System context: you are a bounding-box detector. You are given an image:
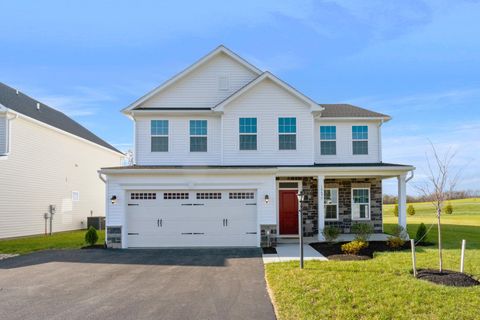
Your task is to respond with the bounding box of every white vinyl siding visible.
[142,53,257,109]
[0,116,122,239]
[136,115,221,165]
[315,121,380,163]
[0,116,7,154]
[222,79,314,165]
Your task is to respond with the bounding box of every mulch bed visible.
[310,241,411,259]
[262,247,277,254]
[416,269,480,287]
[81,244,105,249]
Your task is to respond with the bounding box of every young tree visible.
[416,142,462,272]
[407,204,416,216]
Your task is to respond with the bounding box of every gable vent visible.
[218,75,229,91]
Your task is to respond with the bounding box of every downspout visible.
[1,110,19,156]
[377,119,384,162]
[98,171,107,183]
[406,170,414,183]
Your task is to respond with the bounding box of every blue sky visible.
[1,0,479,195]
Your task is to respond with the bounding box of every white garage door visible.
[126,190,258,247]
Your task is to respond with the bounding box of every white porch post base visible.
[397,174,407,231]
[317,175,325,241]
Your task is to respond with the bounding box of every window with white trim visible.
[352,188,370,220]
[239,118,257,150]
[190,120,207,152]
[320,126,336,155]
[72,191,80,202]
[324,188,338,220]
[151,120,168,152]
[352,125,368,155]
[278,117,296,150]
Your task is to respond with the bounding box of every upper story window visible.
[151,120,168,152]
[190,120,207,152]
[320,126,336,155]
[324,188,338,220]
[239,118,257,150]
[352,125,368,155]
[278,117,296,150]
[352,188,370,220]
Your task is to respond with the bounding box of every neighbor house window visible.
[190,120,207,152]
[72,191,80,202]
[278,117,296,150]
[352,188,370,220]
[320,126,336,155]
[352,125,368,155]
[239,118,257,150]
[151,120,169,152]
[324,188,338,220]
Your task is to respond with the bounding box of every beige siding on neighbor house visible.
[141,52,258,108]
[0,116,122,239]
[314,120,381,163]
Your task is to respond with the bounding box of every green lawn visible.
[266,198,480,320]
[0,230,105,254]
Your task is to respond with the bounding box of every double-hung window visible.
[278,117,296,150]
[324,188,338,220]
[151,120,168,152]
[190,120,207,152]
[352,188,370,220]
[320,126,336,155]
[352,125,368,155]
[239,118,257,150]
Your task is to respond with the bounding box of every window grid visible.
[324,188,338,220]
[278,117,297,150]
[131,193,157,200]
[190,120,207,152]
[196,192,222,199]
[320,126,336,155]
[239,118,257,150]
[164,193,189,200]
[229,192,255,199]
[352,188,370,220]
[352,125,368,155]
[151,120,168,152]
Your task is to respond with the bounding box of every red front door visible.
[279,190,298,235]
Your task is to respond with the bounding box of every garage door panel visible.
[126,190,258,247]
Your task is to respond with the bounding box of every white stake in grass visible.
[460,239,466,273]
[411,239,417,277]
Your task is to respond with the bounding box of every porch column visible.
[317,175,325,240]
[397,174,407,229]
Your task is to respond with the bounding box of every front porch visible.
[261,171,411,247]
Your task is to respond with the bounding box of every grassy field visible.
[266,198,480,320]
[0,230,105,254]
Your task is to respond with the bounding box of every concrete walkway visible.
[262,244,327,263]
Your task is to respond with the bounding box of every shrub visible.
[322,226,340,243]
[351,223,373,242]
[341,240,368,255]
[445,203,453,214]
[387,236,405,249]
[415,223,428,244]
[393,204,399,217]
[391,224,407,240]
[85,226,99,246]
[407,204,416,216]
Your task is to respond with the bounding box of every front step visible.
[276,236,317,244]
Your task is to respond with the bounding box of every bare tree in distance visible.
[415,141,463,272]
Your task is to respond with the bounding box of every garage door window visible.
[164,192,189,199]
[131,193,156,200]
[196,192,222,199]
[229,192,255,199]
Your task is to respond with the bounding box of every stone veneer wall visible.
[106,226,122,248]
[276,177,383,236]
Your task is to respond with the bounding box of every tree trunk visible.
[437,208,443,272]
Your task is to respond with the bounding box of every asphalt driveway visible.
[0,248,275,320]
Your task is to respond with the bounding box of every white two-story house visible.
[100,46,414,248]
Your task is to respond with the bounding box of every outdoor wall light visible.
[264,194,270,204]
[297,190,305,202]
[110,195,117,204]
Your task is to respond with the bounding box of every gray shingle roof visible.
[0,82,122,154]
[319,104,390,119]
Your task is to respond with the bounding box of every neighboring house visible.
[0,82,124,239]
[100,46,414,248]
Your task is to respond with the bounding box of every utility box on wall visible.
[87,216,105,230]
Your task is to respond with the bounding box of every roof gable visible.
[213,72,323,112]
[0,82,122,154]
[123,45,262,113]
